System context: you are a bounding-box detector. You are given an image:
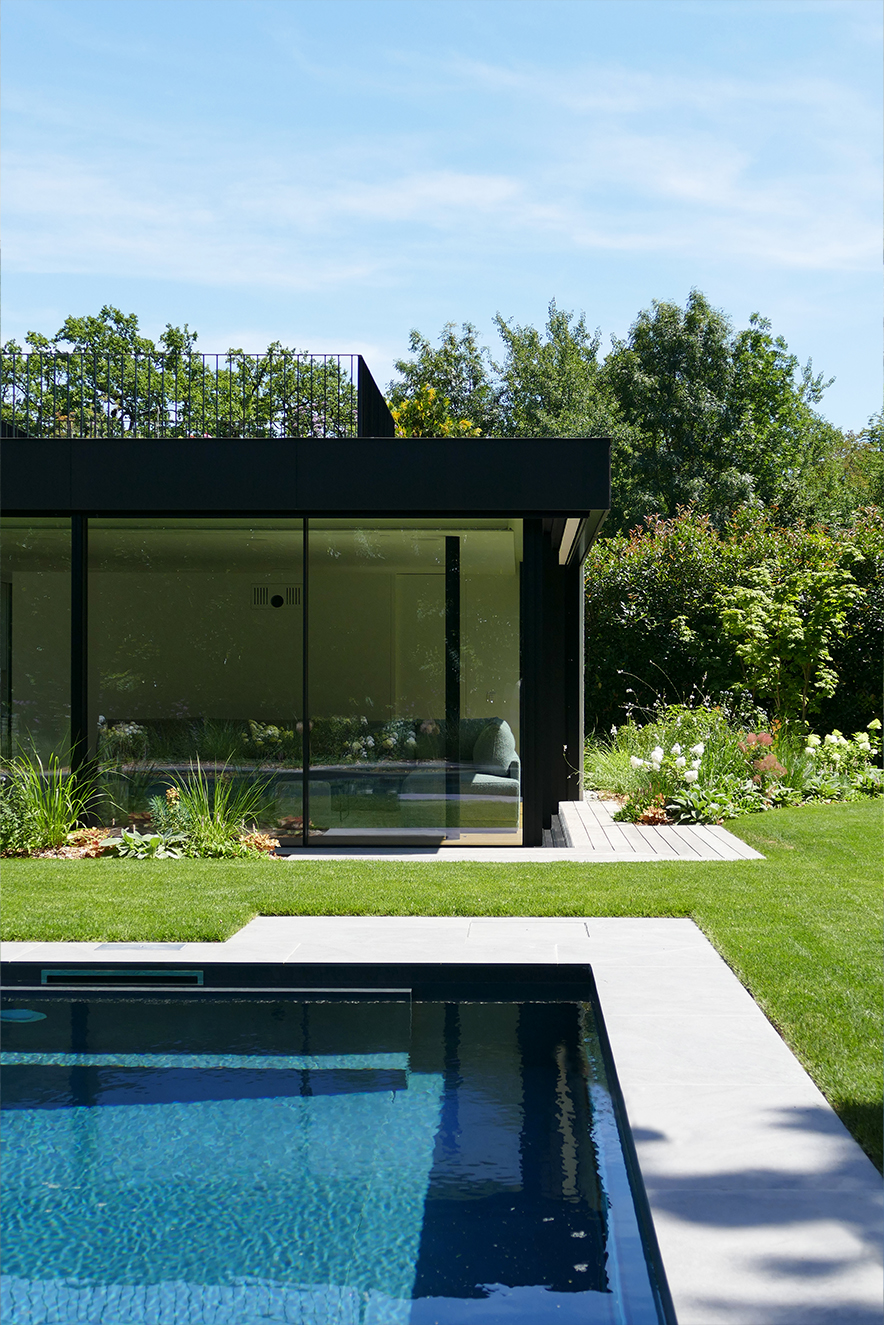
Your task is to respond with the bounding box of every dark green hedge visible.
[584,508,883,734]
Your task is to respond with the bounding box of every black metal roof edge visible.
[0,507,608,520]
[0,435,612,525]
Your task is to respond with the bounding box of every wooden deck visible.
[544,797,763,861]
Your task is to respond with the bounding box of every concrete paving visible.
[2,916,881,1324]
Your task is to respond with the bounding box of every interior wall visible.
[309,568,396,720]
[33,519,524,769]
[5,571,71,756]
[461,574,520,739]
[90,572,303,721]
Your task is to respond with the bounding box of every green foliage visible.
[388,323,501,436]
[802,723,883,798]
[170,762,274,858]
[583,507,882,734]
[100,827,186,859]
[390,385,480,438]
[2,306,356,439]
[146,786,193,837]
[387,302,613,441]
[493,301,613,438]
[717,564,864,720]
[604,294,840,530]
[0,753,91,855]
[586,702,760,822]
[586,705,882,824]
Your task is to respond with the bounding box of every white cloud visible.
[2,30,878,292]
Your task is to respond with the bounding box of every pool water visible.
[0,978,672,1324]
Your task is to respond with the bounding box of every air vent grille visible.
[252,586,301,609]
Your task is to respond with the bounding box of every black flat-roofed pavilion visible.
[0,355,610,847]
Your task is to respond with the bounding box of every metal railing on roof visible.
[0,350,396,440]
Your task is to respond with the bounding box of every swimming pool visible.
[1,963,676,1324]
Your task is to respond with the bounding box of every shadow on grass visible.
[832,1099,884,1175]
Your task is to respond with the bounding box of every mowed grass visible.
[2,800,881,1169]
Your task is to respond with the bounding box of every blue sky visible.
[2,0,881,429]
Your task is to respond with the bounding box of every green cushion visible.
[471,719,517,775]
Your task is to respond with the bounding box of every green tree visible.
[387,323,501,436]
[801,412,884,521]
[493,300,614,438]
[717,565,864,722]
[604,290,841,530]
[2,307,356,439]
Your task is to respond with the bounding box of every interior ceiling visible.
[2,520,523,575]
[89,526,517,574]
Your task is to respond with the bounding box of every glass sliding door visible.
[0,518,72,761]
[89,519,304,832]
[308,520,522,845]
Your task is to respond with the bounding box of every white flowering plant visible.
[97,718,149,761]
[614,737,708,822]
[586,701,882,824]
[800,721,882,798]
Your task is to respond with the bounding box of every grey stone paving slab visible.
[1,916,880,1323]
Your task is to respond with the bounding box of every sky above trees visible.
[2,0,880,430]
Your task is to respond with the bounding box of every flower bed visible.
[584,704,882,825]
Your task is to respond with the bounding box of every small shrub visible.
[801,721,883,800]
[0,753,91,855]
[100,827,186,859]
[165,761,274,858]
[239,830,280,855]
[97,719,149,762]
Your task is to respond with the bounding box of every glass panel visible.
[0,518,71,761]
[89,520,304,833]
[309,520,522,845]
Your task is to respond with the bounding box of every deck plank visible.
[558,802,594,847]
[668,822,731,859]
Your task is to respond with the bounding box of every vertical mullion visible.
[71,515,88,775]
[520,519,543,846]
[302,517,310,848]
[445,536,461,832]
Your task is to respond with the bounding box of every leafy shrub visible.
[146,785,192,836]
[100,827,186,859]
[97,719,149,762]
[801,722,883,800]
[584,507,882,734]
[247,720,303,764]
[161,762,275,858]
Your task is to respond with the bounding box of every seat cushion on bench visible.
[471,718,518,777]
[400,770,520,799]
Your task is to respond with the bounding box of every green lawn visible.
[2,800,881,1170]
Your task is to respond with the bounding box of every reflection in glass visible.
[0,519,71,760]
[309,520,522,844]
[88,520,304,831]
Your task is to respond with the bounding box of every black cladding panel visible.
[0,437,611,517]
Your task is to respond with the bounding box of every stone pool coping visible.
[2,917,882,1325]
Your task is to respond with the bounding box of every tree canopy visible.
[2,306,357,439]
[387,290,874,531]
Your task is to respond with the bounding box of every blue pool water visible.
[0,983,671,1324]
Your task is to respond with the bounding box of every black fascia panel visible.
[1,439,73,509]
[0,436,611,517]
